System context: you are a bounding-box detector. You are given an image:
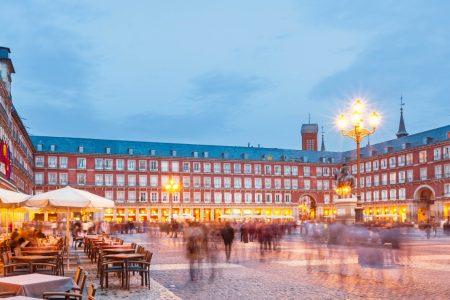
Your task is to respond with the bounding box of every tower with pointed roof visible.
[320,126,325,151]
[396,95,408,138]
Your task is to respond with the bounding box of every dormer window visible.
[423,137,433,145]
[192,151,198,158]
[401,142,411,150]
[50,145,56,152]
[203,151,209,158]
[37,144,43,151]
[241,153,249,160]
[105,147,111,154]
[128,148,133,155]
[78,146,84,153]
[150,149,156,156]
[221,152,228,159]
[171,150,177,157]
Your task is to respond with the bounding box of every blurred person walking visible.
[220,222,235,262]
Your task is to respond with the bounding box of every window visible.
[224,192,232,203]
[255,178,262,189]
[224,177,231,188]
[323,167,330,176]
[95,158,104,170]
[264,165,272,175]
[264,178,271,189]
[359,177,364,188]
[194,192,201,203]
[292,166,298,176]
[117,174,125,186]
[407,170,414,182]
[59,157,68,169]
[223,163,231,173]
[48,156,57,168]
[151,192,158,203]
[373,160,379,171]
[244,193,252,203]
[324,194,330,204]
[274,178,281,189]
[77,173,86,185]
[149,161,158,171]
[435,165,442,179]
[265,193,272,203]
[172,161,179,172]
[398,171,405,183]
[419,150,427,163]
[365,176,372,187]
[284,179,292,189]
[117,191,125,203]
[182,176,190,188]
[234,193,242,203]
[293,180,299,190]
[193,162,200,172]
[399,188,406,200]
[381,159,387,169]
[127,160,136,171]
[139,175,147,187]
[406,153,413,165]
[105,191,113,200]
[138,160,147,171]
[35,156,44,168]
[214,177,222,188]
[214,192,222,204]
[77,158,86,169]
[284,193,291,203]
[183,162,190,172]
[304,179,310,190]
[441,183,450,197]
[95,174,103,186]
[284,166,291,176]
[139,192,147,202]
[105,174,113,186]
[389,157,396,168]
[398,155,405,167]
[275,194,281,203]
[244,164,252,174]
[150,175,158,187]
[420,167,427,180]
[128,191,136,203]
[381,173,388,185]
[444,146,450,159]
[389,172,396,185]
[183,192,190,203]
[274,165,281,175]
[204,192,211,203]
[104,159,113,170]
[254,164,262,174]
[48,173,57,185]
[389,189,396,200]
[59,173,68,185]
[445,164,450,178]
[373,175,379,186]
[193,176,201,188]
[204,177,211,188]
[233,178,242,188]
[161,192,168,203]
[365,162,371,172]
[433,148,441,161]
[204,163,211,173]
[161,161,169,172]
[365,191,371,202]
[303,166,310,177]
[244,178,252,189]
[116,159,124,170]
[214,163,221,173]
[316,167,322,177]
[373,190,379,201]
[381,190,387,200]
[128,175,136,187]
[233,163,241,174]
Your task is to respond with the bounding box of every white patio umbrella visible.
[25,186,115,268]
[0,188,31,233]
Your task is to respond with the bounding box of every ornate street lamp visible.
[164,177,180,221]
[335,98,381,207]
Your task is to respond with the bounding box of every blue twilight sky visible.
[1,1,449,151]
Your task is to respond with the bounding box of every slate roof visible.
[30,125,450,164]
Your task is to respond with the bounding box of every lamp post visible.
[335,98,381,219]
[164,177,180,221]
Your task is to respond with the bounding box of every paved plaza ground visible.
[84,232,450,300]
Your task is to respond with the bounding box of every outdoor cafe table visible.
[21,250,60,256]
[0,274,76,298]
[13,255,56,263]
[105,253,145,289]
[103,248,136,254]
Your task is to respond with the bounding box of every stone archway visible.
[299,195,316,220]
[413,185,436,223]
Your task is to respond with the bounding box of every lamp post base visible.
[334,197,358,225]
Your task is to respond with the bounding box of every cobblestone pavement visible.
[84,233,450,299]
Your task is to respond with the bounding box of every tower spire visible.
[396,94,408,138]
[320,126,325,151]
